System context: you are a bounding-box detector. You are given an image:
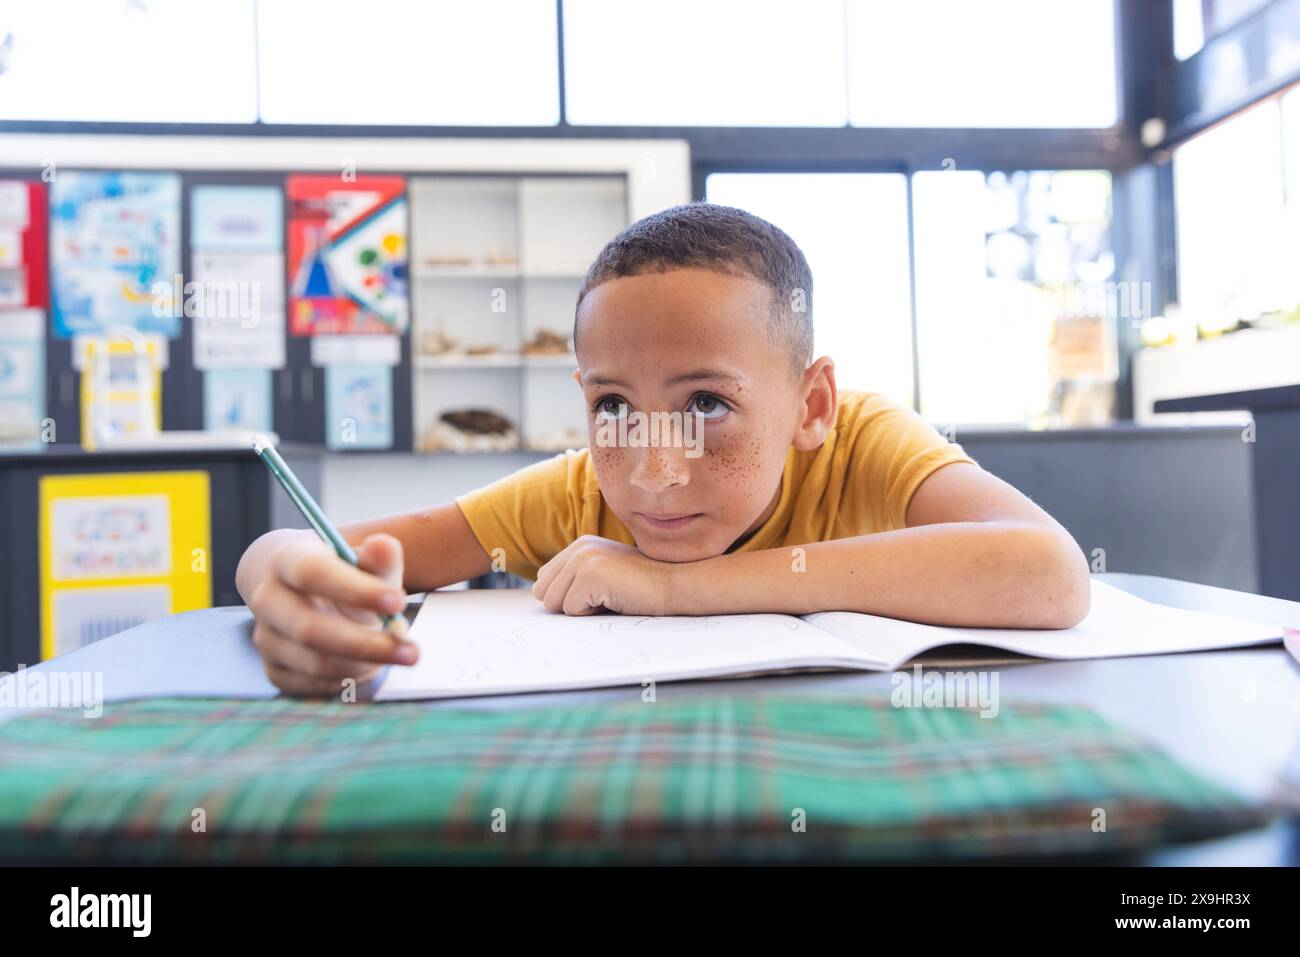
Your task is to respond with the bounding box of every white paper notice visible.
[191,250,286,369]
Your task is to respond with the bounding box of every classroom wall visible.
[313,424,1259,593]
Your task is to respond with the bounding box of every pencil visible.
[251,434,395,628]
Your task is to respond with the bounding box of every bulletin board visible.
[38,471,212,660]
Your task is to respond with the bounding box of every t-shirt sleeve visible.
[453,450,589,580]
[843,394,977,532]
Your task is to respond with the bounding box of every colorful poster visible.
[287,175,408,336]
[0,180,47,311]
[77,335,164,449]
[39,471,212,660]
[204,367,272,432]
[0,308,45,446]
[49,172,181,339]
[50,494,172,579]
[325,364,393,449]
[191,186,286,370]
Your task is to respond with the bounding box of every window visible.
[1174,97,1289,327]
[256,0,559,126]
[1282,85,1300,311]
[1173,0,1207,60]
[845,0,1118,128]
[0,0,258,123]
[1173,0,1273,60]
[705,173,914,407]
[912,169,1115,425]
[563,0,847,127]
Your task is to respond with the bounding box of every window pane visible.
[913,169,1115,425]
[257,0,558,125]
[0,0,257,122]
[1173,0,1206,60]
[846,0,1118,128]
[705,173,914,407]
[565,0,846,126]
[1282,86,1300,312]
[1174,99,1287,326]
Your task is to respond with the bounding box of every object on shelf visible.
[419,326,459,356]
[524,427,587,451]
[522,327,572,356]
[464,343,500,356]
[483,244,518,268]
[421,255,475,268]
[420,409,519,452]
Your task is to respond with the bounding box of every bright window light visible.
[846,0,1118,128]
[705,173,914,407]
[912,169,1115,425]
[1173,0,1206,60]
[564,0,847,127]
[0,0,258,122]
[257,0,559,125]
[1174,99,1288,325]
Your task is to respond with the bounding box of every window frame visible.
[4,0,1239,424]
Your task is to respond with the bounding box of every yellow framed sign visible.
[77,336,164,449]
[38,470,212,660]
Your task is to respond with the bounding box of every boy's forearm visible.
[669,523,1090,629]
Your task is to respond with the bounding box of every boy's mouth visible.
[635,512,703,531]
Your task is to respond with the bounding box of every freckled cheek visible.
[700,429,781,514]
[590,444,629,484]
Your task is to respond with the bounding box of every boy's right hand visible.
[248,533,420,698]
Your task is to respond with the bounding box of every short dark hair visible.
[575,202,813,372]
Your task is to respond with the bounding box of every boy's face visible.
[574,268,809,563]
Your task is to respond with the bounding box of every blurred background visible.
[0,0,1297,667]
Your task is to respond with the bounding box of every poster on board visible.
[204,367,272,433]
[39,471,212,660]
[286,175,408,336]
[324,364,393,449]
[0,308,47,446]
[0,180,47,311]
[190,185,286,370]
[50,172,181,339]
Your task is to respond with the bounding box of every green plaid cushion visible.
[0,694,1263,864]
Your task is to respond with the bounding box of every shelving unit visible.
[409,174,628,453]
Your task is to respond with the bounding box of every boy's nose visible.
[628,444,691,494]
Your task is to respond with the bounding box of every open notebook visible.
[376,579,1283,701]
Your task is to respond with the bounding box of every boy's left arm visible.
[533,463,1091,629]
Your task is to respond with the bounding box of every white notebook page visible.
[805,579,1281,669]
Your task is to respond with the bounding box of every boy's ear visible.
[791,357,837,452]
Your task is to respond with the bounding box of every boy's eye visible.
[689,393,731,420]
[594,396,630,420]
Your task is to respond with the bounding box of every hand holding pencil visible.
[244,435,420,698]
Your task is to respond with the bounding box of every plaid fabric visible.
[0,694,1263,864]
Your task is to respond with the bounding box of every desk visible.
[3,572,1298,864]
[1155,384,1300,601]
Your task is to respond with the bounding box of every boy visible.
[237,203,1090,697]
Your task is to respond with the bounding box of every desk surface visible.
[4,573,1299,865]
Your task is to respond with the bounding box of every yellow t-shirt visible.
[455,390,975,581]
